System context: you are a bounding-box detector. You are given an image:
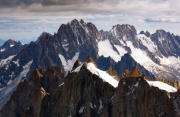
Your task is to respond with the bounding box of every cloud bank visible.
[0,0,180,41]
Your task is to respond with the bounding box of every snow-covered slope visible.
[74,62,119,88]
[59,52,80,73]
[0,60,33,109]
[146,80,177,93]
[98,28,180,81]
[86,63,119,87]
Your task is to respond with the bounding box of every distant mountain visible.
[0,19,180,109]
[0,39,28,60]
[0,57,179,117]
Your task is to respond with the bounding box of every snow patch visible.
[10,44,14,47]
[98,39,121,62]
[114,45,127,57]
[59,82,64,87]
[73,63,83,73]
[0,55,16,67]
[0,48,5,52]
[7,80,12,85]
[146,80,177,93]
[79,106,84,113]
[59,52,80,73]
[126,40,165,77]
[73,62,119,87]
[0,60,33,109]
[137,34,157,52]
[12,59,19,67]
[99,99,103,110]
[158,56,180,70]
[87,63,119,87]
[89,102,94,109]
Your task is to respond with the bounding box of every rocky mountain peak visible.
[36,32,52,44]
[139,31,151,37]
[122,67,143,78]
[106,67,119,81]
[71,59,81,71]
[79,19,86,26]
[145,31,151,37]
[2,39,20,48]
[151,29,180,57]
[30,69,43,79]
[86,55,97,67]
[69,18,79,25]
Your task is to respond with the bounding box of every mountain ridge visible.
[0,57,180,117]
[0,19,180,109]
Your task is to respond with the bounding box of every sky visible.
[0,0,180,43]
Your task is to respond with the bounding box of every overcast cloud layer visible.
[0,0,180,42]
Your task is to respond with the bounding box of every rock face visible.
[1,59,180,117]
[151,30,180,57]
[0,66,64,117]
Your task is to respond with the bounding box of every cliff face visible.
[0,66,64,117]
[0,58,180,117]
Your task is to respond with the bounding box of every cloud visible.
[0,0,180,41]
[145,17,180,23]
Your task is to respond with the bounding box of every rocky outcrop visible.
[0,59,180,117]
[0,66,63,117]
[106,67,119,81]
[71,59,81,71]
[151,30,180,57]
[32,87,46,117]
[112,76,177,117]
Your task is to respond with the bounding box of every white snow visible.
[114,45,127,57]
[137,34,157,52]
[89,102,94,109]
[98,39,122,62]
[10,44,14,47]
[59,52,80,73]
[86,63,119,87]
[0,48,5,52]
[22,60,33,77]
[73,62,119,87]
[0,60,33,109]
[59,82,64,87]
[158,56,180,70]
[79,106,84,113]
[7,80,12,85]
[73,63,83,72]
[0,55,16,67]
[146,80,177,93]
[99,99,103,110]
[62,39,69,51]
[134,82,139,87]
[125,40,166,76]
[12,59,20,67]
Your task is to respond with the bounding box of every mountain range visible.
[0,56,180,117]
[0,19,180,112]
